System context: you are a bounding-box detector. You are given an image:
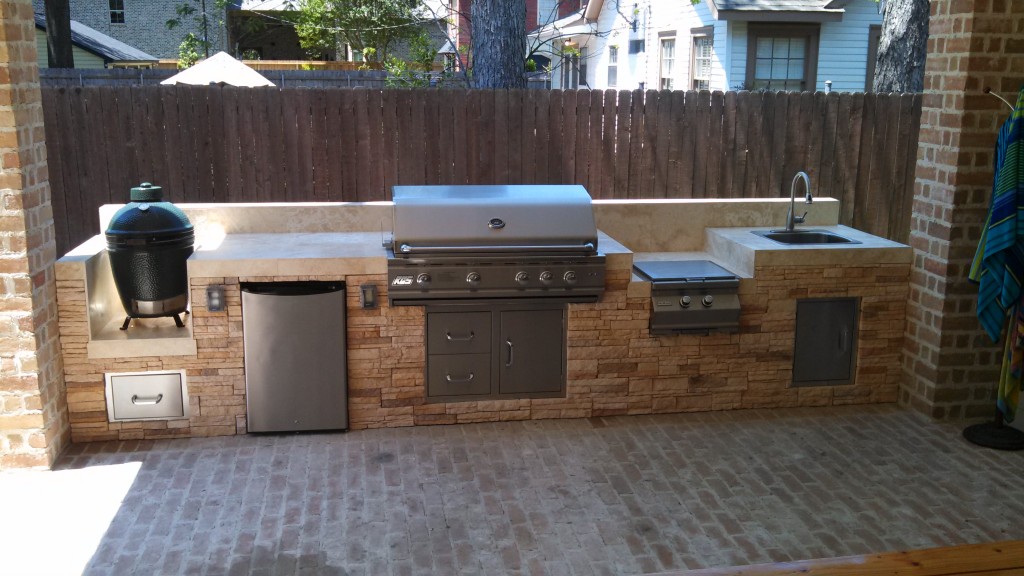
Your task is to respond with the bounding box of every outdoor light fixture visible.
[206,285,225,312]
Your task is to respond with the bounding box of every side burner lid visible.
[632,260,738,283]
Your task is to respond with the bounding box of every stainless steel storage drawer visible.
[427,311,491,355]
[427,353,491,397]
[105,370,189,421]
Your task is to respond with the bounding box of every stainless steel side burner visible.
[633,260,741,335]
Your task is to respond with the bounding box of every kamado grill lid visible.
[391,185,599,255]
[633,260,737,283]
[105,182,194,241]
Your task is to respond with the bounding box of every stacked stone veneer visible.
[57,259,908,441]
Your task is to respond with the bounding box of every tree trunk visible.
[873,0,928,92]
[44,0,75,69]
[470,0,526,89]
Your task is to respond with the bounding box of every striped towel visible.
[970,86,1024,422]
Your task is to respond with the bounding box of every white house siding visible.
[572,0,722,91]
[537,0,560,26]
[816,0,882,92]
[727,21,748,90]
[35,29,106,69]
[724,1,880,92]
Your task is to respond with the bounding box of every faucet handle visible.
[794,212,807,224]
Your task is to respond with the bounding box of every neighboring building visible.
[32,0,224,60]
[34,13,158,68]
[532,0,883,93]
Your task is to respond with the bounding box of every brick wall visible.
[57,262,908,441]
[901,0,1024,419]
[0,0,68,470]
[31,0,222,60]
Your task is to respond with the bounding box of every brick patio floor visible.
[6,404,1024,575]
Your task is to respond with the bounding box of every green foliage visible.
[177,33,203,68]
[525,58,537,72]
[292,0,423,63]
[166,0,233,58]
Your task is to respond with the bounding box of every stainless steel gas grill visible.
[633,260,741,335]
[386,184,607,402]
[387,185,606,305]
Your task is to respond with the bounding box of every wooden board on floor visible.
[654,540,1024,576]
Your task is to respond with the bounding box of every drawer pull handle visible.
[506,339,514,367]
[445,372,474,384]
[446,331,475,342]
[131,394,164,405]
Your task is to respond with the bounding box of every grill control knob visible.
[702,294,714,307]
[563,271,578,285]
[515,271,530,285]
[466,272,481,285]
[539,271,553,284]
[680,295,692,308]
[416,273,432,286]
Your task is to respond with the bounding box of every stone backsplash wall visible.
[56,262,908,442]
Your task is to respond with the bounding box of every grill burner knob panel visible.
[515,271,530,285]
[680,295,692,307]
[539,271,553,284]
[702,295,714,307]
[466,272,481,285]
[563,271,577,285]
[417,273,432,286]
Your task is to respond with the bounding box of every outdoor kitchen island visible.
[54,199,911,443]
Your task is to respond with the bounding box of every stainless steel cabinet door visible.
[498,309,565,395]
[427,353,492,397]
[792,297,858,386]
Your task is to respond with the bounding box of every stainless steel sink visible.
[752,229,860,245]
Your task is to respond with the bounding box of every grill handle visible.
[399,242,596,255]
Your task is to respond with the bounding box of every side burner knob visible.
[515,271,530,285]
[539,271,553,284]
[416,273,432,286]
[563,271,578,285]
[466,272,481,285]
[702,295,714,307]
[680,295,692,308]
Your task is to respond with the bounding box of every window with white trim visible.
[659,37,675,90]
[608,45,618,87]
[691,28,713,90]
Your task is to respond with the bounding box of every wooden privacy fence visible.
[41,86,921,256]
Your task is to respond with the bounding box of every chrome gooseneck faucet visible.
[785,171,813,232]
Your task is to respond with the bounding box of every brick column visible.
[901,0,1024,419]
[0,0,68,469]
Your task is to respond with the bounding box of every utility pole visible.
[201,0,209,58]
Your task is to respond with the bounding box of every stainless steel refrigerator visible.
[241,281,348,432]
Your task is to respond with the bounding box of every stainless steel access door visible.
[242,282,347,432]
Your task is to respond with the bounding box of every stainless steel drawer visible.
[427,353,491,397]
[105,370,189,421]
[427,311,491,355]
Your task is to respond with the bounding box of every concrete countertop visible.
[187,232,389,277]
[705,225,912,277]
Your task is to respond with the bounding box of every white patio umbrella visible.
[161,51,276,87]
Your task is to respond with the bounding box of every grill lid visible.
[391,185,598,255]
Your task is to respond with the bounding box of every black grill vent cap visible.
[130,182,163,202]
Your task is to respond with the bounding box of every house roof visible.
[529,10,596,40]
[706,0,849,21]
[34,13,158,63]
[233,0,294,10]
